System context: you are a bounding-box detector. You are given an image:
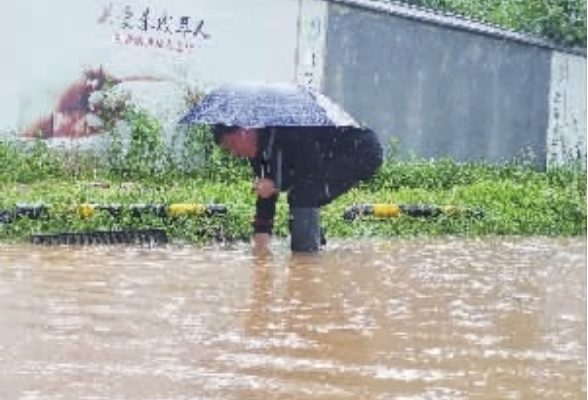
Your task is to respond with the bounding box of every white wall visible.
[547,52,587,167]
[0,0,301,138]
[294,0,328,91]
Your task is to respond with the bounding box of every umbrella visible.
[178,81,359,128]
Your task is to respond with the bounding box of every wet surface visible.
[0,237,585,399]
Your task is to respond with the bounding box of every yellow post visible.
[78,203,96,218]
[372,204,401,218]
[168,203,207,216]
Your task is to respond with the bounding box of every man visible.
[213,124,383,252]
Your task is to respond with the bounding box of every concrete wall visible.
[320,0,585,168]
[547,52,587,167]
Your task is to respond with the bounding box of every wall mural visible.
[9,0,301,141]
[20,3,214,139]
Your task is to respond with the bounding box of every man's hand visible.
[253,178,278,199]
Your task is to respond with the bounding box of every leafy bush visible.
[0,123,585,244]
[395,0,586,47]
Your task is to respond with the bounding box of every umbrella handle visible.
[275,149,282,189]
[264,128,276,161]
[258,151,281,189]
[260,128,279,184]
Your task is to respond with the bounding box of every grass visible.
[1,135,585,245]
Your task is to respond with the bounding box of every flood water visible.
[0,237,585,400]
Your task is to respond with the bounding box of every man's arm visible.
[249,158,279,250]
[253,194,278,235]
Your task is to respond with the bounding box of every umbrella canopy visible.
[179,81,359,127]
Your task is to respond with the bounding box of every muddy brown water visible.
[0,237,585,400]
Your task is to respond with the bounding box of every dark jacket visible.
[250,126,383,234]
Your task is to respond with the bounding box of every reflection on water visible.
[0,237,585,400]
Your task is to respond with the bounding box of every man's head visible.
[213,125,259,158]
